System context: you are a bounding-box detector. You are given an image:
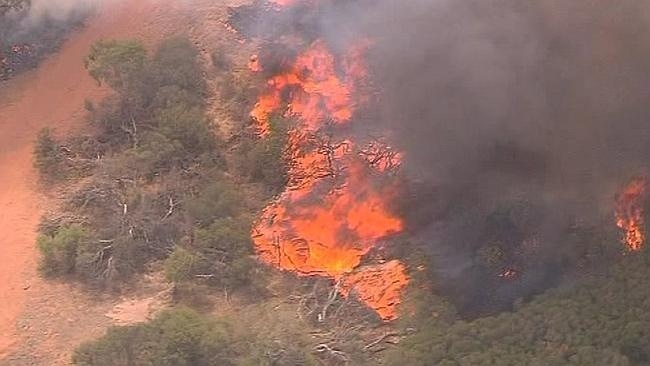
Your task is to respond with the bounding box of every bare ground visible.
[0,0,228,364]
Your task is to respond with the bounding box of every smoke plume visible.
[240,0,650,315]
[1,0,109,80]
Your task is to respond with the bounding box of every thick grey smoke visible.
[230,0,650,313]
[4,0,103,40]
[24,0,100,20]
[229,0,650,314]
[1,0,108,80]
[335,0,650,313]
[237,0,650,314]
[362,0,650,206]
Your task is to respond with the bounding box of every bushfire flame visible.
[250,41,358,136]
[615,177,647,251]
[339,260,408,321]
[250,34,409,319]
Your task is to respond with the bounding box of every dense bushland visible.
[34,37,284,292]
[386,248,650,366]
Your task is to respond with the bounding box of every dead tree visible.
[318,279,341,323]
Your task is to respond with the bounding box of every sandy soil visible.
[0,0,252,363]
[0,0,186,362]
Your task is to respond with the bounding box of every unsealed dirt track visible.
[0,0,183,359]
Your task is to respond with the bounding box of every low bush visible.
[37,224,91,276]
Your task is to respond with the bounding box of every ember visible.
[498,268,518,280]
[615,177,648,251]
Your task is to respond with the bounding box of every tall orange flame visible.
[251,41,359,136]
[615,177,647,251]
[250,40,409,320]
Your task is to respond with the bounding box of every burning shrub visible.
[615,177,648,252]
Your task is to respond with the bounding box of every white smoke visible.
[20,0,101,25]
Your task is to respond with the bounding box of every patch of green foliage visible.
[85,40,147,92]
[73,307,242,366]
[186,176,244,226]
[236,116,289,195]
[73,305,320,366]
[33,127,63,180]
[37,224,91,276]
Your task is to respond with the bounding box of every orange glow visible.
[498,268,518,280]
[250,41,362,135]
[339,260,409,321]
[249,36,409,320]
[615,177,648,251]
[253,158,403,278]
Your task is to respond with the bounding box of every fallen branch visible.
[312,343,348,364]
[363,332,400,351]
[318,279,341,323]
[162,196,176,220]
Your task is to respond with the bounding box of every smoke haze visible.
[356,0,650,313]
[238,0,650,314]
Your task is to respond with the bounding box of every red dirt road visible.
[0,0,179,358]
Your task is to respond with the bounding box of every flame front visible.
[254,158,403,277]
[251,41,359,136]
[339,260,409,321]
[250,37,409,320]
[615,177,647,251]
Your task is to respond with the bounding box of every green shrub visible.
[186,178,244,226]
[192,217,255,289]
[83,98,95,112]
[155,103,214,153]
[73,307,240,366]
[165,246,201,283]
[37,225,90,276]
[85,40,147,92]
[152,37,206,96]
[33,127,63,180]
[119,131,184,179]
[237,116,289,193]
